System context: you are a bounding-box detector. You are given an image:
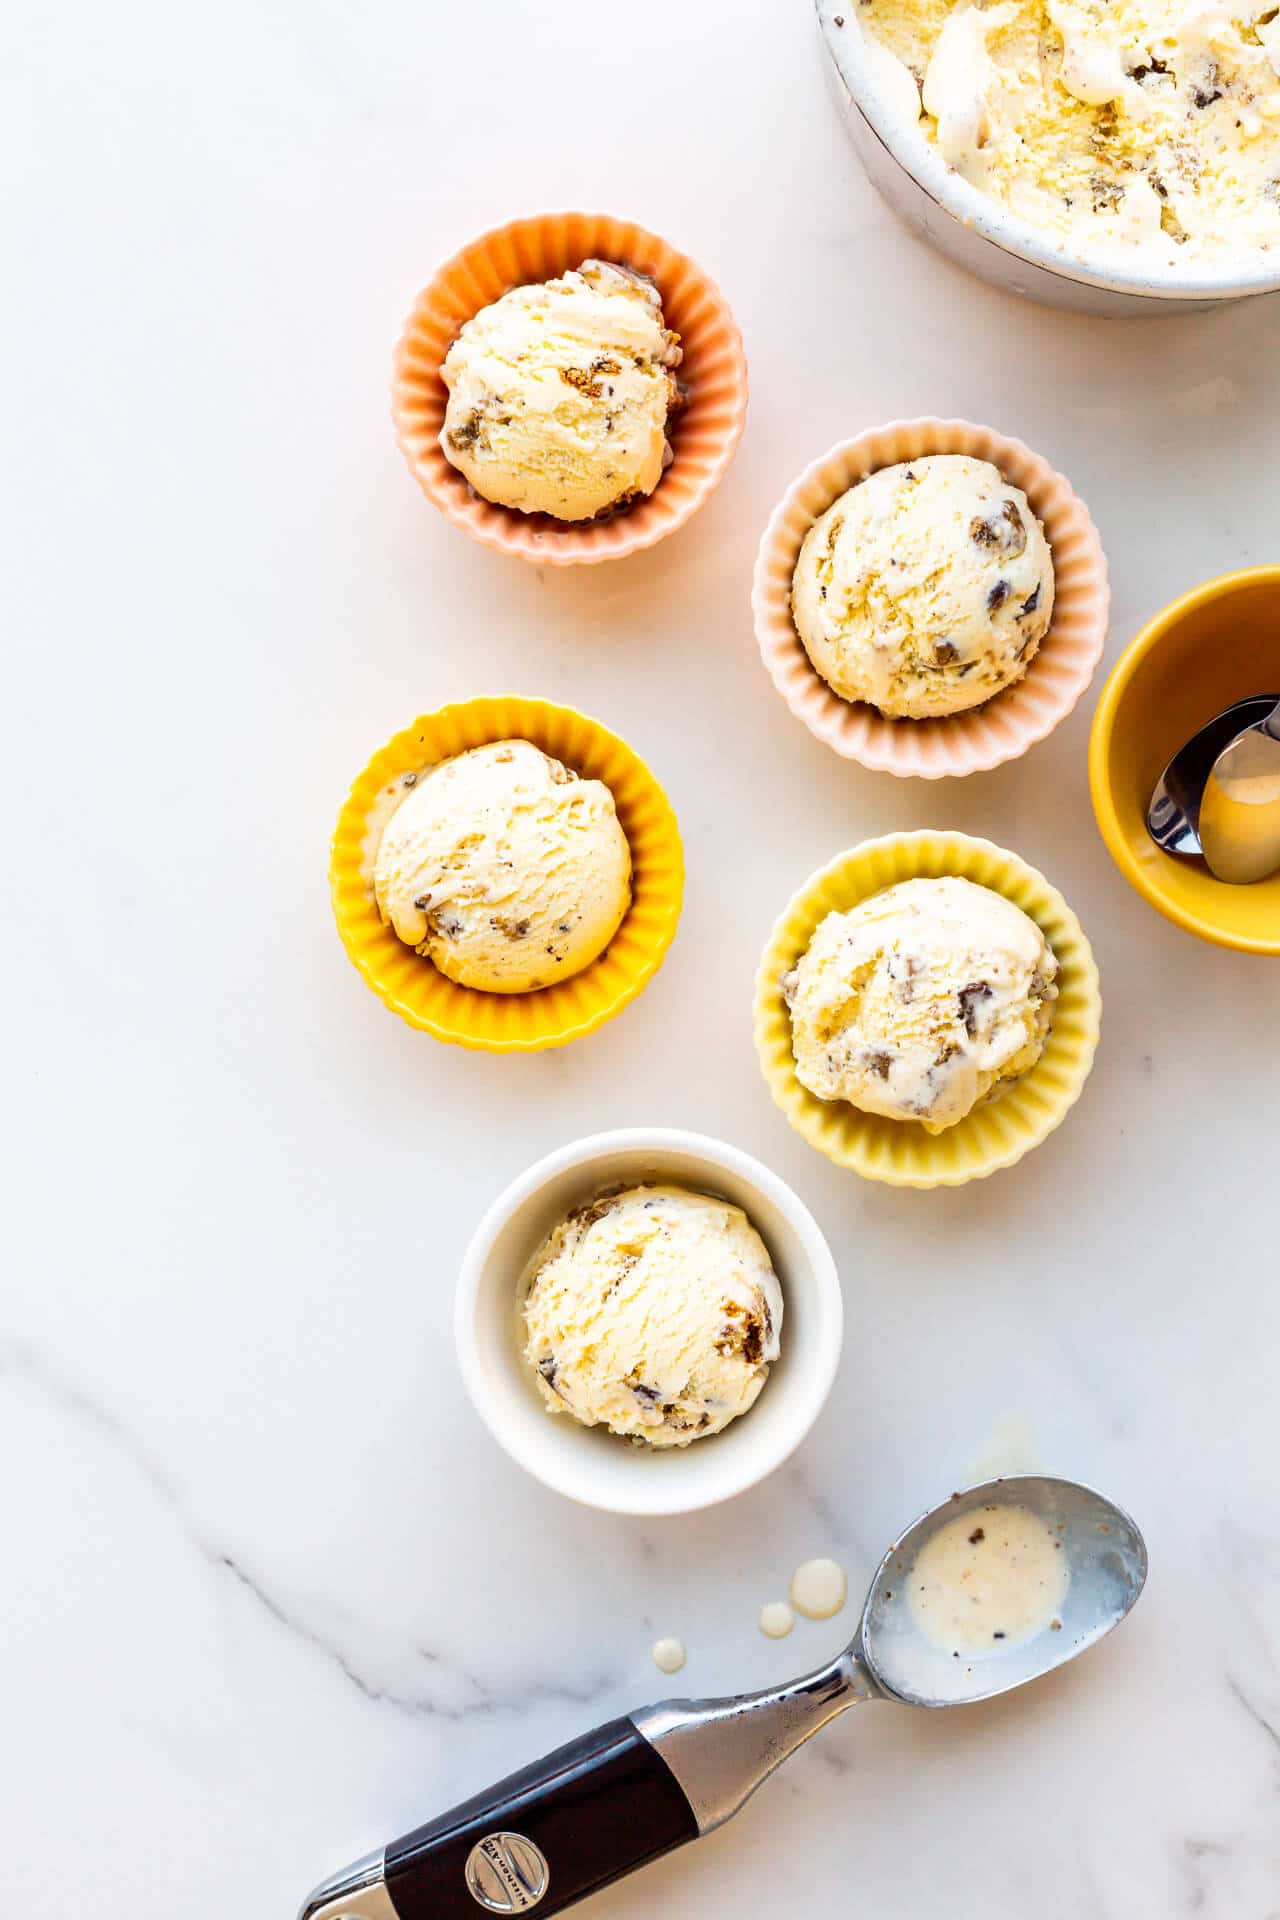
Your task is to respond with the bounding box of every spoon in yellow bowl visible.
[1146,694,1278,860]
[298,1475,1146,1920]
[1198,697,1280,884]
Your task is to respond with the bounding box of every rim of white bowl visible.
[454,1128,845,1515]
[816,0,1280,303]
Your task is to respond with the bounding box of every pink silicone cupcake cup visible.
[392,211,749,566]
[752,419,1110,779]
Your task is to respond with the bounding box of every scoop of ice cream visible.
[791,457,1054,719]
[439,259,682,522]
[372,740,630,993]
[784,876,1059,1133]
[523,1185,783,1448]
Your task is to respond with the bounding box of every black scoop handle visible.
[384,1715,698,1917]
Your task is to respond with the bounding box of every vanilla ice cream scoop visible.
[372,740,630,993]
[784,877,1058,1133]
[439,259,682,522]
[791,456,1054,719]
[523,1185,783,1448]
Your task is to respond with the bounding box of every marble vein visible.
[0,1338,619,1725]
[1225,1676,1280,1759]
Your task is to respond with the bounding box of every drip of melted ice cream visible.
[759,1601,796,1638]
[790,1558,849,1619]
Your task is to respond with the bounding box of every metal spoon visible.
[1198,697,1280,884]
[1146,694,1280,858]
[299,1475,1147,1920]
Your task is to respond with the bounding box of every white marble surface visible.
[6,1,1280,1914]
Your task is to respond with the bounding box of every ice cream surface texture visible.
[439,259,682,521]
[372,740,630,993]
[854,0,1280,263]
[791,457,1054,719]
[522,1185,783,1447]
[784,877,1059,1132]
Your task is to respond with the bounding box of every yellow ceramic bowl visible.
[754,832,1101,1188]
[331,697,684,1051]
[1089,566,1280,956]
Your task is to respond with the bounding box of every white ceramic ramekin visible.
[815,0,1280,316]
[454,1130,844,1515]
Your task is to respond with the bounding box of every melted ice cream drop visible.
[790,1558,849,1620]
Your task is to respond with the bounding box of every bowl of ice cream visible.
[393,212,748,563]
[455,1129,843,1514]
[817,0,1280,314]
[754,831,1101,1185]
[1089,564,1280,954]
[754,420,1108,777]
[330,696,684,1049]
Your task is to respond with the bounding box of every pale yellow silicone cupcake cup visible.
[753,420,1109,778]
[331,697,684,1052]
[754,831,1101,1187]
[392,212,748,565]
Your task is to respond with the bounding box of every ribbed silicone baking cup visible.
[392,212,748,565]
[753,832,1101,1187]
[331,697,683,1052]
[752,420,1109,778]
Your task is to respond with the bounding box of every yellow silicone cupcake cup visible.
[331,697,684,1052]
[754,832,1101,1188]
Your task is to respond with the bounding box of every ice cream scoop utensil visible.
[298,1476,1146,1920]
[1146,695,1278,858]
[1197,697,1280,884]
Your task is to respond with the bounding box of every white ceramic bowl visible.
[455,1129,844,1515]
[816,0,1280,315]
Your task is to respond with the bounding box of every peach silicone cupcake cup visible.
[392,212,749,565]
[330,696,684,1052]
[754,830,1102,1188]
[752,419,1110,778]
